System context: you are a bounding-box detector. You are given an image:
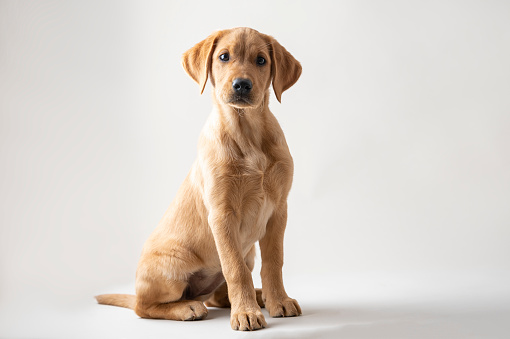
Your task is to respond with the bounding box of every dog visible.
[96,27,302,331]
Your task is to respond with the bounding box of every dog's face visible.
[182,27,302,105]
[210,29,272,109]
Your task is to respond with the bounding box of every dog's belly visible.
[183,269,225,300]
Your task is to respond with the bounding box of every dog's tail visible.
[95,294,136,310]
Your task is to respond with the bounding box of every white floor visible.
[1,271,509,339]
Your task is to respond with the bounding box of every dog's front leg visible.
[259,203,302,317]
[208,211,267,331]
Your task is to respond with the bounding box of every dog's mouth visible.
[226,95,253,108]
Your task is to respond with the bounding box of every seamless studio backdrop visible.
[1,1,509,338]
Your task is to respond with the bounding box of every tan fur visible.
[96,27,302,331]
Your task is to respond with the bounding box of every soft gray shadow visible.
[206,307,231,321]
[259,303,510,339]
[176,303,509,338]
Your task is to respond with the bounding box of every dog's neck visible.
[210,91,271,149]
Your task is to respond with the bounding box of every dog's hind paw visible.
[180,301,209,321]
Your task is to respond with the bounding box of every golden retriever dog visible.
[96,27,302,331]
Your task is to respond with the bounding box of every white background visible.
[1,1,509,338]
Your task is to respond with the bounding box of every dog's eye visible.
[219,53,230,62]
[257,56,266,65]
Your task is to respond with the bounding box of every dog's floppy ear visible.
[269,38,302,103]
[182,30,224,94]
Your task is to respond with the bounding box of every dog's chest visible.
[239,193,274,253]
[237,151,276,251]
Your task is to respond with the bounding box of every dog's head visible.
[182,27,301,107]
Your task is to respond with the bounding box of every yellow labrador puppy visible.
[96,27,302,331]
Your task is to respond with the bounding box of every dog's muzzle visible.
[228,78,253,106]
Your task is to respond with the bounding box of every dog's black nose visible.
[232,78,252,94]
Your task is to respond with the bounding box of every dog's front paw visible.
[266,297,302,318]
[230,308,266,331]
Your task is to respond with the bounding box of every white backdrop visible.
[1,1,509,338]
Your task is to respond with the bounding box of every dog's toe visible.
[266,298,302,318]
[231,309,266,331]
[180,301,208,321]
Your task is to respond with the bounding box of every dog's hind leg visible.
[204,281,230,308]
[134,251,208,321]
